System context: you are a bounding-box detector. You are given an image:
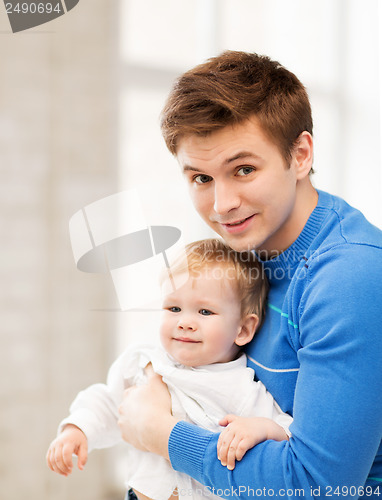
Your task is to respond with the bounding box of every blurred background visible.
[0,0,381,499]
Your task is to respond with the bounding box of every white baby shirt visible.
[59,344,292,499]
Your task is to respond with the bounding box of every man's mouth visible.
[220,214,255,232]
[226,217,251,226]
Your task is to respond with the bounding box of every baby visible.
[46,238,292,500]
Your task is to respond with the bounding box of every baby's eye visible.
[199,309,214,316]
[194,174,213,184]
[237,166,255,176]
[168,306,181,313]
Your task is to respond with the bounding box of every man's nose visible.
[213,181,240,215]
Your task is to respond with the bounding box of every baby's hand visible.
[46,424,88,476]
[217,415,288,471]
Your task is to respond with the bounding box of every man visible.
[118,51,382,499]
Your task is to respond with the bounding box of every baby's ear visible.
[235,314,259,347]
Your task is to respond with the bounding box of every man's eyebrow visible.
[224,151,262,164]
[182,152,262,172]
[182,165,201,173]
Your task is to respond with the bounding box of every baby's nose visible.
[177,319,196,331]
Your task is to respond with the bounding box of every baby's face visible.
[160,269,243,367]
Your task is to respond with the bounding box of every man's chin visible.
[205,220,257,252]
[218,234,256,253]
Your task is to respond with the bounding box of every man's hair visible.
[160,50,313,166]
[162,238,268,325]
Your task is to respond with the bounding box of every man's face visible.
[177,117,305,255]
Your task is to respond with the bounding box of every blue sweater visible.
[168,190,382,499]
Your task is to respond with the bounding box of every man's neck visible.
[257,179,318,260]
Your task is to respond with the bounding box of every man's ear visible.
[235,314,259,347]
[292,131,313,180]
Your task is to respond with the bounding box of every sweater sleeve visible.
[168,245,382,498]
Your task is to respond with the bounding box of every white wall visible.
[0,2,122,499]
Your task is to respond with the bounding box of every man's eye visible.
[199,309,214,316]
[169,306,181,313]
[194,174,212,184]
[237,166,254,176]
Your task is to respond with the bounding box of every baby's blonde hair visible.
[161,239,268,325]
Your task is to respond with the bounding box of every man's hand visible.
[118,364,178,460]
[217,415,288,470]
[46,424,88,476]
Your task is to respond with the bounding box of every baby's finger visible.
[235,437,251,462]
[77,443,88,470]
[49,443,62,474]
[48,447,67,476]
[217,428,234,467]
[219,414,236,427]
[226,436,241,471]
[46,446,55,472]
[62,443,74,473]
[217,434,226,462]
[217,428,226,455]
[54,443,72,476]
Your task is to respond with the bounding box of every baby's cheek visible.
[158,323,170,348]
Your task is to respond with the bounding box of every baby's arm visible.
[217,415,289,471]
[46,424,88,476]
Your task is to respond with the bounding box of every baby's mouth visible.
[175,337,201,343]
